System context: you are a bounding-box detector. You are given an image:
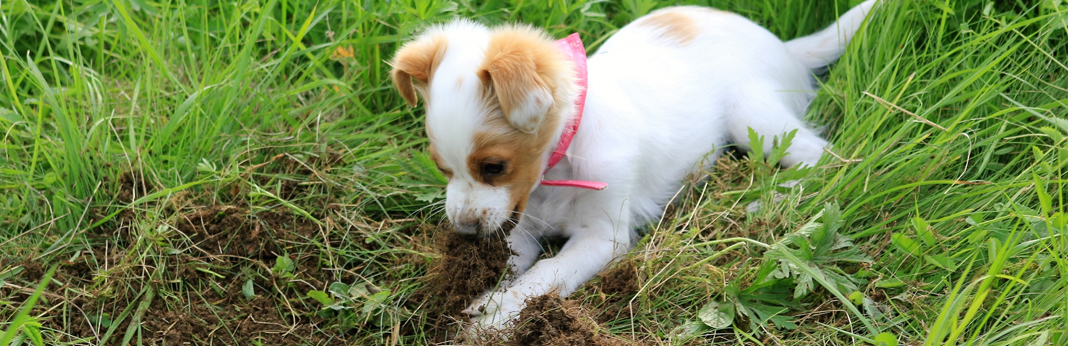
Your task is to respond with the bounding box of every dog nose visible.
[454,219,480,236]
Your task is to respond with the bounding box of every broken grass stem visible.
[690,237,770,249]
[863,91,947,132]
[680,242,748,273]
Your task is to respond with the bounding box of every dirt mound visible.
[410,229,515,341]
[586,260,641,323]
[176,205,265,257]
[501,294,636,346]
[598,261,639,297]
[141,280,328,345]
[13,260,44,283]
[116,170,149,204]
[175,205,318,258]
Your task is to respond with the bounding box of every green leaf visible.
[747,303,788,326]
[697,300,734,329]
[273,256,295,275]
[924,255,957,271]
[329,282,351,298]
[747,128,765,164]
[307,290,333,306]
[876,278,905,288]
[95,313,112,328]
[1032,170,1052,215]
[1038,126,1065,143]
[813,202,842,254]
[369,290,391,304]
[669,320,709,342]
[1051,212,1067,231]
[849,291,864,305]
[913,216,935,247]
[891,233,922,256]
[242,279,256,300]
[873,332,898,346]
[415,189,444,203]
[768,129,798,165]
[23,321,43,346]
[1043,2,1068,30]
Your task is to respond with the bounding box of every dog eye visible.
[481,162,506,176]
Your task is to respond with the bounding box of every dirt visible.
[482,294,636,346]
[175,205,319,259]
[140,279,328,345]
[87,170,152,242]
[115,170,149,204]
[404,225,647,344]
[257,151,344,203]
[2,198,340,345]
[0,148,365,345]
[585,260,641,323]
[409,229,515,341]
[13,260,44,283]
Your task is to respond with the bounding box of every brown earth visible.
[410,229,515,341]
[175,204,320,259]
[406,230,645,345]
[2,199,341,345]
[115,170,149,204]
[585,260,641,323]
[472,294,638,346]
[140,279,329,345]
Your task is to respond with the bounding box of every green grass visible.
[2,0,1066,345]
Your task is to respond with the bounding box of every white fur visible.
[406,0,877,330]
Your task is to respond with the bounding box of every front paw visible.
[462,289,525,330]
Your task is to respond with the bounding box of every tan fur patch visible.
[637,10,699,45]
[478,25,573,132]
[391,35,448,107]
[468,25,578,214]
[469,119,558,215]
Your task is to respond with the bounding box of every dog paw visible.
[463,289,525,330]
[461,290,491,317]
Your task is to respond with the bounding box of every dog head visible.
[391,20,579,237]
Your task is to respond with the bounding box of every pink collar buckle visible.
[540,33,607,191]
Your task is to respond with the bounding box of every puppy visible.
[391,0,877,330]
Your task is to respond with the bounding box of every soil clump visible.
[411,229,515,341]
[585,260,641,323]
[479,294,636,346]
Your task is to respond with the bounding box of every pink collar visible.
[540,34,607,191]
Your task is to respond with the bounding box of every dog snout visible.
[454,218,480,236]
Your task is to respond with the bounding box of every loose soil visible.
[2,200,343,345]
[410,229,515,341]
[175,204,319,259]
[584,260,641,323]
[140,279,329,345]
[475,294,638,346]
[405,231,645,345]
[115,170,149,204]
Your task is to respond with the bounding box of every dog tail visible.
[785,0,877,70]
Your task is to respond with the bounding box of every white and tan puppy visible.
[391,1,877,329]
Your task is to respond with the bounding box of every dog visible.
[391,0,877,330]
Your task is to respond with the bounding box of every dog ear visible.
[391,36,447,107]
[478,29,559,134]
